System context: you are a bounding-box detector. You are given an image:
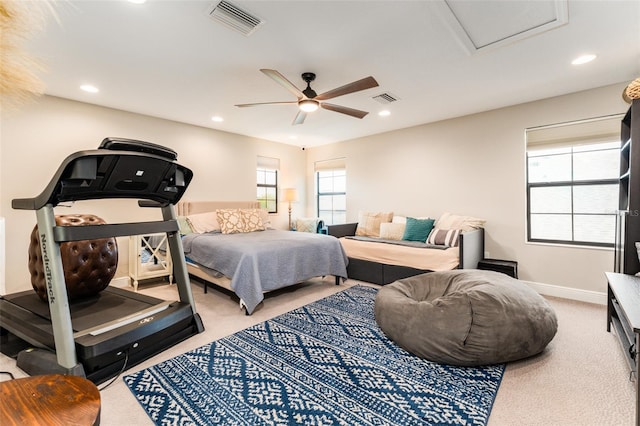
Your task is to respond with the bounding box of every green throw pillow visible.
[402,217,435,242]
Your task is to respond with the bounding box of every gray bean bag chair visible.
[374,270,557,366]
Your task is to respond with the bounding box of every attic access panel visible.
[436,0,568,53]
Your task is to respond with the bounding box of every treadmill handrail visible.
[12,148,192,210]
[52,220,179,242]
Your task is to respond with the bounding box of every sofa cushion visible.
[427,228,460,247]
[355,211,393,237]
[435,212,485,231]
[380,222,405,240]
[402,217,435,242]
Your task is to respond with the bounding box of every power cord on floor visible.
[0,371,16,381]
[98,350,129,391]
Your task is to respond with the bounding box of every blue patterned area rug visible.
[124,286,505,425]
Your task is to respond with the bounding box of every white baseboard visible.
[524,280,607,305]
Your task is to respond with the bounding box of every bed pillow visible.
[296,218,321,233]
[177,216,194,235]
[392,215,407,224]
[380,223,405,240]
[392,215,430,224]
[427,228,461,247]
[435,212,485,232]
[402,217,435,242]
[216,209,246,234]
[240,208,265,232]
[355,211,393,237]
[258,209,272,229]
[186,211,220,233]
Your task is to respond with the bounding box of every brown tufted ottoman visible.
[374,270,558,366]
[28,214,118,301]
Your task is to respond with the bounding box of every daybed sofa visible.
[327,212,485,285]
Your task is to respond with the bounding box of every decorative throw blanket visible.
[345,235,449,249]
[124,286,504,425]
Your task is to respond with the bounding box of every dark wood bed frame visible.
[327,223,485,285]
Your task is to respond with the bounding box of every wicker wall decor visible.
[624,78,640,103]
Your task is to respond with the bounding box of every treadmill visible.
[0,138,204,384]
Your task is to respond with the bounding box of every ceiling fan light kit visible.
[236,69,379,125]
[298,100,319,112]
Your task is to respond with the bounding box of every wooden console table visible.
[0,374,101,425]
[606,271,640,423]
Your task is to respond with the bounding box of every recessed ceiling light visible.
[378,110,391,117]
[80,84,99,93]
[211,116,224,122]
[571,54,596,65]
[128,0,147,4]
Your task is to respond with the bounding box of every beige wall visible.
[1,83,631,301]
[306,82,631,301]
[0,96,305,294]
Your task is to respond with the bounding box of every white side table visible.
[128,234,173,291]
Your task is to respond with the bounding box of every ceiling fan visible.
[235,69,379,125]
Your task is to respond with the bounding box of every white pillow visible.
[435,212,485,231]
[392,215,406,224]
[186,212,220,233]
[258,209,272,229]
[393,215,430,224]
[380,222,405,240]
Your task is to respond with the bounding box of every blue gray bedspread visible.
[182,230,348,314]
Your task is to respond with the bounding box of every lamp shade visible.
[282,188,298,202]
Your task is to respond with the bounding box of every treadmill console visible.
[12,139,192,210]
[99,137,178,161]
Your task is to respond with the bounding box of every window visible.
[315,159,346,225]
[257,156,279,213]
[526,116,622,247]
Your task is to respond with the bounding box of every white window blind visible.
[314,158,346,172]
[525,115,623,247]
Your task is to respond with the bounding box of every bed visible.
[176,201,348,314]
[327,217,484,285]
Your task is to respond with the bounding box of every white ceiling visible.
[25,0,640,147]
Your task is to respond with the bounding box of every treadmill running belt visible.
[3,287,165,331]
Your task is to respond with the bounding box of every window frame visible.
[525,143,619,248]
[256,167,278,214]
[316,169,346,225]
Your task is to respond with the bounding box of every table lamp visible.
[282,188,297,230]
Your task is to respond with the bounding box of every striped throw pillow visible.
[427,228,461,247]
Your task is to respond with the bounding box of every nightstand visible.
[128,234,173,291]
[477,258,518,278]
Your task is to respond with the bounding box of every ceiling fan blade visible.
[315,76,379,101]
[235,101,298,108]
[260,69,304,100]
[292,110,307,125]
[321,103,369,119]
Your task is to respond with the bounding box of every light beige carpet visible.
[0,277,635,425]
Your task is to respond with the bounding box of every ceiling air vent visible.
[206,0,264,36]
[372,92,399,104]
